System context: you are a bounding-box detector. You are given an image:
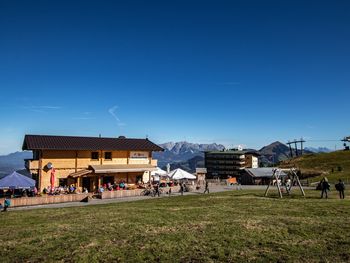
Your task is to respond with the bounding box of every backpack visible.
[4,199,11,207]
[335,183,340,191]
[335,182,345,191]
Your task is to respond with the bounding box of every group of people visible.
[43,185,78,195]
[320,177,345,199]
[140,181,207,197]
[98,181,128,193]
[0,187,38,198]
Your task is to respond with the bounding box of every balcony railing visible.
[25,158,159,170]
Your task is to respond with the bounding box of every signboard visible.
[130,151,148,159]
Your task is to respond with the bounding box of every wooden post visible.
[97,176,101,189]
[294,141,298,157]
[77,176,81,192]
[265,169,277,197]
[293,169,305,196]
[300,139,303,155]
[264,179,271,196]
[275,169,283,198]
[38,150,42,191]
[75,151,78,173]
[287,142,293,158]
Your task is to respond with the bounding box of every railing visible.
[128,158,150,165]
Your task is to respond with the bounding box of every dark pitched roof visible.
[22,135,164,152]
[244,168,287,178]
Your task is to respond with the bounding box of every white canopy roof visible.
[151,167,167,176]
[168,168,196,180]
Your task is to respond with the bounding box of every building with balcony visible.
[22,134,163,192]
[204,150,259,179]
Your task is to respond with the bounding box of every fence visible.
[1,186,182,208]
[0,193,91,208]
[101,189,143,199]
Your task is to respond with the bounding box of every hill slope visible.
[258,141,291,164]
[280,150,350,183]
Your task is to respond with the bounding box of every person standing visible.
[3,197,11,212]
[236,177,242,190]
[203,181,209,194]
[168,187,172,196]
[335,179,345,199]
[320,177,330,199]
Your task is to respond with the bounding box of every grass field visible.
[1,189,350,262]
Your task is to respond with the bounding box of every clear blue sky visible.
[0,0,349,154]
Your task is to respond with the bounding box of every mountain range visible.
[304,147,333,153]
[0,151,32,177]
[153,142,225,168]
[157,141,295,172]
[161,141,318,172]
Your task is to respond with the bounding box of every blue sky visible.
[0,0,349,154]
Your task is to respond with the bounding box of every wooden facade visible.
[23,135,163,192]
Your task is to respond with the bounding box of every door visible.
[82,177,91,192]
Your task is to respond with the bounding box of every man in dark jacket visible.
[335,179,345,199]
[320,177,330,199]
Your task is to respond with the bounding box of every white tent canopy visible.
[151,167,167,176]
[151,167,168,181]
[168,168,196,180]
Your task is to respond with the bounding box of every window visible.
[104,152,112,160]
[91,152,99,160]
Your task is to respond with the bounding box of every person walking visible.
[203,181,209,194]
[320,177,330,199]
[154,183,160,197]
[180,182,184,196]
[335,179,345,199]
[236,177,242,190]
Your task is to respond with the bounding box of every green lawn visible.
[1,190,350,262]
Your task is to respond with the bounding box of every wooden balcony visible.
[151,159,158,166]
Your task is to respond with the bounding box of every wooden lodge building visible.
[22,135,163,192]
